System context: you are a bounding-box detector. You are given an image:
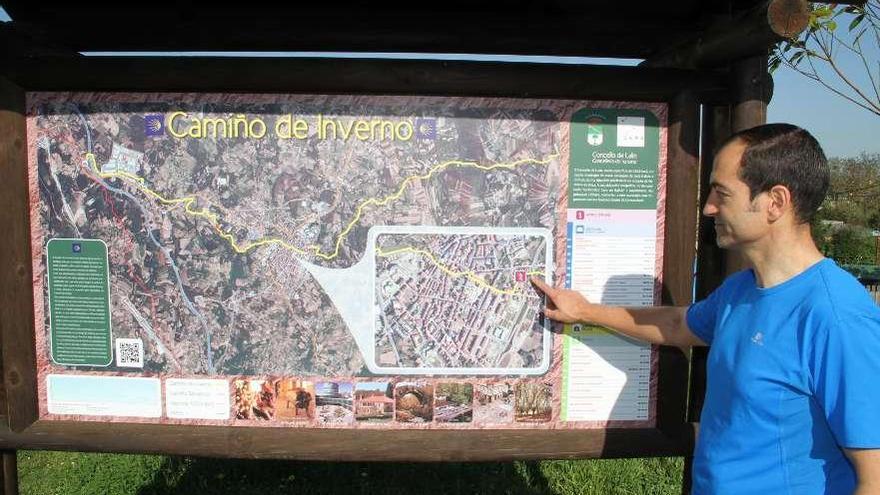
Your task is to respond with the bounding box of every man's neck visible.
[741,224,825,288]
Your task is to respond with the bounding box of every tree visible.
[770,2,880,117]
[825,225,876,264]
[438,383,472,405]
[812,153,880,265]
[817,153,880,229]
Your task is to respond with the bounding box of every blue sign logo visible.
[415,118,437,140]
[72,243,82,254]
[144,114,165,137]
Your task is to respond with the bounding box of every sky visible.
[767,30,880,159]
[1,6,877,158]
[769,69,879,159]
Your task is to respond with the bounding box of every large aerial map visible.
[28,93,665,429]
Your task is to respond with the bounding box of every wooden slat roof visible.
[0,0,761,59]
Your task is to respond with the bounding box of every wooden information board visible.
[0,59,707,460]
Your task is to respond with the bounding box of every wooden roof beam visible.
[0,15,695,59]
[1,56,731,103]
[0,21,81,58]
[642,0,812,69]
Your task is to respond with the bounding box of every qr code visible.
[115,338,144,368]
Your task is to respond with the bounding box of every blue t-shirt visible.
[686,258,880,495]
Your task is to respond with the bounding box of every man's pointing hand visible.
[530,277,594,324]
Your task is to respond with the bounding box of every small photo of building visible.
[474,381,515,424]
[232,378,275,421]
[316,381,354,424]
[274,379,315,421]
[395,382,434,423]
[434,383,473,423]
[354,382,394,422]
[514,381,552,423]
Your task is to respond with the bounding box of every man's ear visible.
[766,184,792,222]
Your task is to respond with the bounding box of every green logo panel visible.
[569,108,661,209]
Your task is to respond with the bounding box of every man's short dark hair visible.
[722,123,829,223]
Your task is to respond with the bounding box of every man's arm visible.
[846,449,880,495]
[531,277,707,348]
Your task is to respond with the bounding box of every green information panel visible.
[569,108,660,209]
[47,239,112,366]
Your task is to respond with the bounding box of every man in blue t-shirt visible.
[532,124,880,494]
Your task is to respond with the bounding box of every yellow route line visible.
[88,153,312,256]
[376,246,543,296]
[86,151,557,261]
[323,153,558,260]
[87,152,550,294]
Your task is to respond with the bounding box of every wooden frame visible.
[0,56,715,460]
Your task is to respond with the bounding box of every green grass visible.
[18,451,683,495]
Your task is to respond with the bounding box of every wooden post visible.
[0,76,39,434]
[689,104,733,420]
[683,55,770,495]
[695,105,732,299]
[663,92,702,308]
[0,451,17,495]
[665,90,701,495]
[726,54,772,274]
[875,235,879,265]
[732,56,771,133]
[682,104,735,495]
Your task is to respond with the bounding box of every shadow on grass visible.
[135,458,553,495]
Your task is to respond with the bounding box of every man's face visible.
[703,140,770,249]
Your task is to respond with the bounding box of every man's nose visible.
[703,199,718,217]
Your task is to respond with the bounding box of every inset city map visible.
[373,228,551,374]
